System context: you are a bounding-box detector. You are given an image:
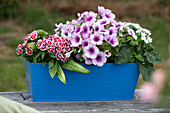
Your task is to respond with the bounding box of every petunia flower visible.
[81,23,90,39]
[104,50,111,57]
[92,52,107,67]
[92,22,104,32]
[83,54,93,65]
[84,44,99,59]
[70,33,82,47]
[109,37,119,47]
[90,33,103,45]
[82,38,90,49]
[108,27,117,36]
[98,17,110,25]
[85,11,97,23]
[127,27,138,40]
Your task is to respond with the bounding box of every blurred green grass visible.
[0,4,169,91]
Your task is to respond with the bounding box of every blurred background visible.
[0,0,169,91]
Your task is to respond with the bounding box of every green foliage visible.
[49,60,59,79]
[56,64,66,84]
[61,60,90,73]
[115,44,134,64]
[146,52,161,64]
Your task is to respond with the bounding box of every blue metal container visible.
[24,59,140,102]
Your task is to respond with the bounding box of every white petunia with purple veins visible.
[83,54,93,65]
[92,22,104,32]
[98,6,115,20]
[85,11,97,23]
[109,37,119,47]
[84,44,99,59]
[104,50,111,57]
[70,33,82,47]
[82,38,90,49]
[90,33,103,45]
[98,17,110,25]
[108,27,117,36]
[81,23,90,39]
[92,52,107,67]
[61,29,71,39]
[127,27,138,40]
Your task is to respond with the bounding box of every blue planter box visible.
[24,59,140,102]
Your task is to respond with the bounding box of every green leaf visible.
[48,53,55,59]
[146,52,161,64]
[127,36,133,41]
[34,52,42,63]
[49,60,58,79]
[57,64,66,84]
[49,59,55,69]
[135,54,144,62]
[130,40,138,46]
[145,43,155,51]
[42,61,46,66]
[28,43,37,52]
[61,60,90,73]
[138,63,154,81]
[37,30,46,37]
[115,44,134,64]
[42,52,45,60]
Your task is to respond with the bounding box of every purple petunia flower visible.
[108,27,117,36]
[81,23,90,39]
[90,33,103,45]
[104,50,111,57]
[75,27,81,34]
[83,54,93,65]
[98,17,110,25]
[61,29,71,39]
[99,29,109,36]
[92,52,107,67]
[127,27,138,40]
[54,23,64,33]
[92,22,104,32]
[85,11,97,23]
[82,38,90,48]
[70,33,82,47]
[98,6,115,20]
[104,35,111,42]
[109,38,119,47]
[84,44,99,59]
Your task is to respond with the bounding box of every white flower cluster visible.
[120,22,152,44]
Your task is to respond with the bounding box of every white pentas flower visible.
[84,44,99,59]
[92,52,107,67]
[70,33,82,47]
[90,33,103,45]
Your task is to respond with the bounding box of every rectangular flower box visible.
[24,59,140,102]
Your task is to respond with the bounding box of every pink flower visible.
[140,82,159,102]
[30,30,38,41]
[152,69,166,89]
[24,34,30,42]
[17,49,23,55]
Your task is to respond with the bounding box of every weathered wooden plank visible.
[0,90,169,113]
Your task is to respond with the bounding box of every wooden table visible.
[0,90,169,113]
